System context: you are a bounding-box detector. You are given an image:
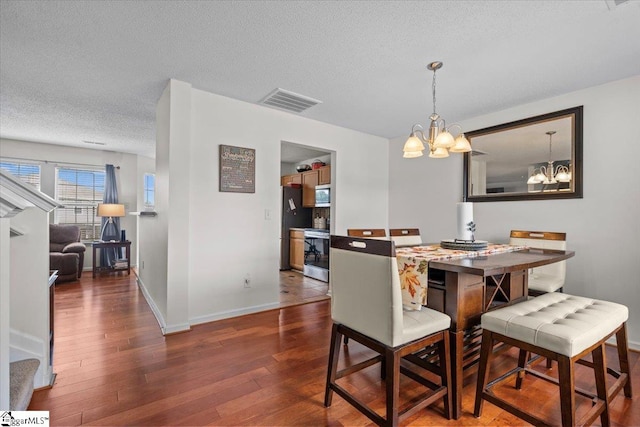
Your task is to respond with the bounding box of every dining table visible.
[395,243,575,419]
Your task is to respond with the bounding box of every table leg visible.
[92,244,97,278]
[450,330,464,419]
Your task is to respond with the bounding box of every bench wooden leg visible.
[593,343,610,427]
[616,323,632,398]
[557,355,576,427]
[474,329,494,417]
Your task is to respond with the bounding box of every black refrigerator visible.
[280,186,312,270]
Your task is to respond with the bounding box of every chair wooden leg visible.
[516,349,528,390]
[438,331,452,419]
[616,323,633,398]
[324,323,342,407]
[557,355,576,427]
[593,343,610,427]
[474,329,494,417]
[385,347,400,427]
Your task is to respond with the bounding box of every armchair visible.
[49,224,86,282]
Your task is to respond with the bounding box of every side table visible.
[92,240,131,278]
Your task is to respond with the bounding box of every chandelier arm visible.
[411,123,425,134]
[447,123,463,135]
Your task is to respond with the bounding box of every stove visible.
[303,228,329,282]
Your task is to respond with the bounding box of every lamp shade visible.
[97,203,125,217]
[403,135,425,154]
[403,150,424,158]
[433,130,455,149]
[429,147,449,158]
[449,135,472,153]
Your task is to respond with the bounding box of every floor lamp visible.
[97,203,125,241]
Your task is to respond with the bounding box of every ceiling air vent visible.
[471,149,488,156]
[82,140,106,146]
[259,88,322,113]
[604,0,630,9]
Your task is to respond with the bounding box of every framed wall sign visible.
[219,145,256,193]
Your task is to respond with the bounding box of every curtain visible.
[100,164,122,267]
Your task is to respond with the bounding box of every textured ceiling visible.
[1,1,639,159]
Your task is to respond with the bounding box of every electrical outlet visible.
[244,274,251,288]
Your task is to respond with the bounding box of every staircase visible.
[9,359,39,410]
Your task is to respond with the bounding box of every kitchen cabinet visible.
[301,170,319,207]
[282,166,330,207]
[290,229,305,271]
[281,173,302,186]
[318,165,331,185]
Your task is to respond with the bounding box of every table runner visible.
[396,243,525,310]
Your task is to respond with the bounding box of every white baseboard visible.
[135,277,190,335]
[606,336,639,352]
[135,276,166,331]
[9,329,53,389]
[189,302,281,326]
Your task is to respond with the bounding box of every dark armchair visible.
[49,224,86,282]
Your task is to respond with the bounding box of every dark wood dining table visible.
[422,247,575,419]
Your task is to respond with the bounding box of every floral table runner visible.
[396,243,525,310]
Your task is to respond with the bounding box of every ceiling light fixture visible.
[403,61,471,159]
[526,131,571,185]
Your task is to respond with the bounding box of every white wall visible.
[142,79,389,329]
[9,207,51,388]
[389,76,640,347]
[0,138,143,269]
[136,85,170,331]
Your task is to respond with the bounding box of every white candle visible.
[456,202,474,241]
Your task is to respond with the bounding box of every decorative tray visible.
[440,239,489,251]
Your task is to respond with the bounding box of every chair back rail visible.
[389,228,422,246]
[347,228,387,239]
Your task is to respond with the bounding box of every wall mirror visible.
[463,106,583,202]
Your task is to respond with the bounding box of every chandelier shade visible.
[402,61,471,159]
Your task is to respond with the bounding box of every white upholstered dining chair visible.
[389,228,422,246]
[325,235,452,426]
[509,230,567,297]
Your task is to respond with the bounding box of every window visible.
[55,167,105,241]
[144,173,155,209]
[0,161,41,190]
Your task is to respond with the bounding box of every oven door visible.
[303,231,329,282]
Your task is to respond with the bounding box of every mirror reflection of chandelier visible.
[526,131,571,185]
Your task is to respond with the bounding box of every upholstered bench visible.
[474,292,632,427]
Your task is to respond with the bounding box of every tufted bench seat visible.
[474,292,632,427]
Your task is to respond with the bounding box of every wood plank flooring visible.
[30,273,638,426]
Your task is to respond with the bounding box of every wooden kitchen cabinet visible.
[301,170,319,207]
[290,229,305,271]
[318,165,331,185]
[281,173,302,186]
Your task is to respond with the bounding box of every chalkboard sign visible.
[219,145,256,193]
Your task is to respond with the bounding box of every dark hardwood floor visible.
[31,273,638,426]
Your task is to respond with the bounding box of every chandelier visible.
[402,61,471,158]
[526,131,571,185]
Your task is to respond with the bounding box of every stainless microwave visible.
[315,184,331,207]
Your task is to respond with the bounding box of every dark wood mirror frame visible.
[463,106,583,202]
